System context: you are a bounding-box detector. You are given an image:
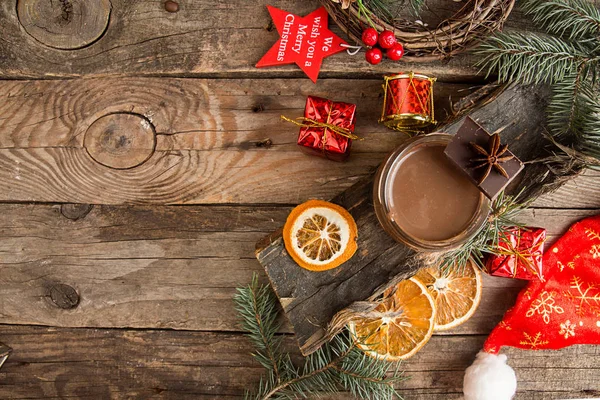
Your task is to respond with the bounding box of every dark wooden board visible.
[0,324,598,400]
[256,84,579,356]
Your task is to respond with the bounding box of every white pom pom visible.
[463,351,517,400]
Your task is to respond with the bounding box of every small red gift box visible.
[296,96,357,161]
[486,227,546,281]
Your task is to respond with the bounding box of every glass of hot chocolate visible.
[373,133,490,251]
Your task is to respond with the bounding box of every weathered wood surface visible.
[0,201,595,334]
[0,0,541,81]
[0,325,598,400]
[0,77,472,204]
[256,84,580,356]
[0,82,597,399]
[3,76,599,206]
[1,0,599,398]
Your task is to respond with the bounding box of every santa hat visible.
[463,214,600,400]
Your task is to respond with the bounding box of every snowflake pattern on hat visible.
[484,215,600,354]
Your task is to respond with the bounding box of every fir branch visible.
[475,32,593,84]
[473,0,600,167]
[440,190,529,271]
[235,275,285,382]
[547,70,588,137]
[578,84,600,160]
[522,0,600,41]
[236,275,404,400]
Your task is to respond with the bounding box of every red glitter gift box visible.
[296,96,357,161]
[486,227,546,281]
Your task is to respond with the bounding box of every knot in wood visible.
[17,0,111,50]
[48,284,80,310]
[60,204,93,221]
[84,113,156,169]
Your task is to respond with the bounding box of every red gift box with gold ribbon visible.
[293,96,357,161]
[486,227,546,281]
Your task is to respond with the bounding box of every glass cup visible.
[373,133,491,251]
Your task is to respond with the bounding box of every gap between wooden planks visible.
[0,324,598,400]
[0,201,597,334]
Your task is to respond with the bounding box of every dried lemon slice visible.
[413,259,482,331]
[283,199,357,271]
[349,278,436,361]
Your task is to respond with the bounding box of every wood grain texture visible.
[0,77,473,204]
[256,84,586,355]
[2,77,598,205]
[0,0,489,81]
[16,0,112,50]
[1,0,580,81]
[0,201,597,335]
[0,325,598,399]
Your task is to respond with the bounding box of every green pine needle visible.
[474,0,600,165]
[475,32,591,85]
[440,190,529,272]
[235,275,405,400]
[522,0,600,41]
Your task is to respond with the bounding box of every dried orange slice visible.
[349,278,436,361]
[413,259,482,331]
[283,199,358,272]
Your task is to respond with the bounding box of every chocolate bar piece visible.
[444,117,524,200]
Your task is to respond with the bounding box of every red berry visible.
[365,48,383,65]
[378,30,397,49]
[386,43,404,61]
[361,28,379,47]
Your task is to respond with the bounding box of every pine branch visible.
[522,0,600,41]
[235,275,285,383]
[440,190,529,272]
[547,69,588,137]
[236,275,404,400]
[578,82,600,161]
[473,0,600,168]
[475,32,593,84]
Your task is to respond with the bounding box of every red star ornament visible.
[256,6,347,83]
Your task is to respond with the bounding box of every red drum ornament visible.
[380,72,436,130]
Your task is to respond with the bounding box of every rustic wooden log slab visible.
[0,201,596,333]
[256,84,583,356]
[0,324,598,399]
[0,77,474,204]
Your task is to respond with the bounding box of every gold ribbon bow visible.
[495,231,545,279]
[280,116,362,141]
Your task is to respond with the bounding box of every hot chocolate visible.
[387,144,482,241]
[373,133,490,251]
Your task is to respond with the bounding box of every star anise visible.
[470,133,514,184]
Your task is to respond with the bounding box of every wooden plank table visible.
[0,1,599,399]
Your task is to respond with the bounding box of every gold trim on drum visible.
[380,72,436,131]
